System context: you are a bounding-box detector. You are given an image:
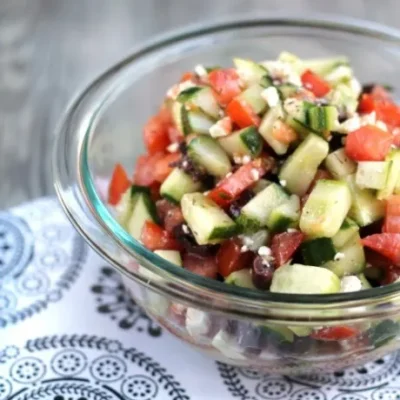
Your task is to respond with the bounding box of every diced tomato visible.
[365,248,393,270]
[153,152,181,183]
[358,94,375,114]
[345,125,393,161]
[156,199,184,233]
[272,120,298,144]
[168,126,183,143]
[133,152,165,186]
[271,231,305,267]
[183,253,218,279]
[372,85,393,102]
[293,88,316,101]
[108,163,131,205]
[180,71,195,83]
[307,169,332,193]
[393,129,400,147]
[376,102,400,129]
[208,68,242,106]
[226,98,261,129]
[383,195,400,233]
[311,326,359,341]
[140,221,181,251]
[158,104,174,126]
[216,238,253,277]
[362,233,400,265]
[208,158,274,207]
[300,69,331,97]
[143,115,171,154]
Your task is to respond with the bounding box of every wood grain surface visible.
[1,0,399,208]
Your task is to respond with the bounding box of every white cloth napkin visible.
[1,197,400,400]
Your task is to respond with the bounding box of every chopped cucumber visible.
[127,190,158,240]
[323,235,365,277]
[237,84,267,114]
[302,56,349,76]
[277,83,298,100]
[233,58,268,86]
[177,86,221,119]
[356,161,390,190]
[225,269,255,289]
[300,179,351,238]
[279,133,329,195]
[370,319,400,348]
[307,105,338,136]
[345,174,385,226]
[270,263,341,294]
[283,98,313,125]
[160,168,202,203]
[328,83,359,116]
[259,105,289,155]
[378,150,400,199]
[325,148,356,179]
[285,116,311,139]
[154,250,182,266]
[239,229,269,251]
[261,324,294,343]
[172,101,214,135]
[325,65,353,85]
[332,218,359,249]
[218,126,263,158]
[238,183,289,232]
[358,273,372,289]
[252,179,271,194]
[181,193,237,245]
[115,187,133,228]
[187,135,231,178]
[301,237,336,266]
[266,195,300,232]
[289,326,313,337]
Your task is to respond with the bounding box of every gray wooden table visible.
[1,0,399,209]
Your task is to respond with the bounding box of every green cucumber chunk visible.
[160,168,202,203]
[277,83,298,100]
[323,235,366,277]
[285,116,312,139]
[266,195,300,232]
[127,191,158,240]
[307,105,338,136]
[369,319,400,348]
[261,324,294,343]
[238,183,289,232]
[283,98,313,125]
[300,179,352,238]
[259,105,289,155]
[270,263,341,294]
[172,101,214,135]
[332,218,359,249]
[187,135,231,178]
[302,56,349,76]
[325,148,357,179]
[115,187,133,228]
[225,269,255,289]
[356,161,390,190]
[279,133,329,196]
[358,273,372,289]
[154,250,182,266]
[237,84,267,114]
[301,237,336,266]
[181,193,237,245]
[218,126,263,158]
[345,174,385,226]
[233,58,268,86]
[378,150,400,199]
[177,86,221,119]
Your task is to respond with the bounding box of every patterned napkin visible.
[1,197,400,400]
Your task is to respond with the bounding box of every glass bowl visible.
[53,14,400,374]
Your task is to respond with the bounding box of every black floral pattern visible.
[91,266,162,336]
[0,335,189,400]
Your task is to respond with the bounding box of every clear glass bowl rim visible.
[53,13,400,319]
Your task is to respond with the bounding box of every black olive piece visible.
[252,256,275,290]
[227,189,254,219]
[359,220,384,238]
[329,133,346,152]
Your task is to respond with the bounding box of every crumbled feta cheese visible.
[262,61,301,86]
[166,80,195,99]
[261,86,280,108]
[194,64,208,78]
[325,65,352,83]
[339,115,361,133]
[391,144,398,149]
[258,246,272,257]
[376,120,388,131]
[212,330,246,360]
[340,275,362,293]
[279,180,287,187]
[209,116,232,138]
[182,160,189,168]
[361,111,376,126]
[240,230,269,252]
[394,128,400,136]
[182,224,190,235]
[287,228,298,233]
[233,155,242,164]
[240,245,249,253]
[186,308,211,338]
[334,252,345,261]
[250,169,260,180]
[350,77,362,97]
[203,190,210,195]
[167,142,179,153]
[225,172,233,178]
[242,155,251,164]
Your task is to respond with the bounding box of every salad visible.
[108,51,400,301]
